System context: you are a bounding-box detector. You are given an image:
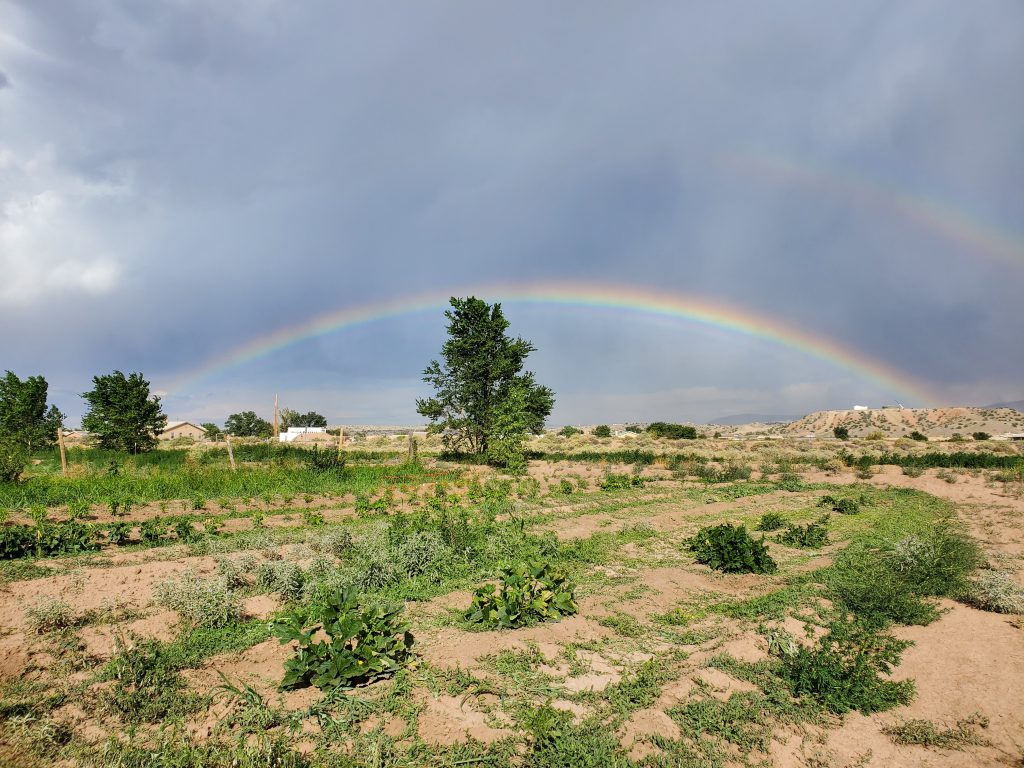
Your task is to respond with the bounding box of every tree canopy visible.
[225,411,273,438]
[0,371,64,452]
[280,409,328,430]
[81,371,166,453]
[416,297,554,466]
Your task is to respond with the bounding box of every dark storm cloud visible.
[1,0,1022,424]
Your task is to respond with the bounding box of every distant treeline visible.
[841,451,1023,470]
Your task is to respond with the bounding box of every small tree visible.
[416,297,554,466]
[0,371,64,452]
[972,432,990,441]
[593,425,612,438]
[647,422,698,439]
[225,411,273,438]
[833,426,850,440]
[0,438,28,482]
[558,426,583,437]
[200,422,223,441]
[907,431,928,442]
[81,371,165,453]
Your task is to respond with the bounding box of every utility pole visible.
[56,426,68,476]
[273,393,279,441]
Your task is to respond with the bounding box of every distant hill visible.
[709,413,800,425]
[774,406,1024,438]
[985,400,1024,411]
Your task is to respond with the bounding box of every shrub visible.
[395,530,452,578]
[24,597,76,633]
[0,438,28,483]
[304,448,346,474]
[901,465,924,478]
[557,479,574,495]
[755,512,786,532]
[778,519,829,548]
[833,426,849,440]
[963,570,1024,614]
[776,615,915,714]
[646,422,698,439]
[695,462,753,482]
[827,523,981,628]
[687,524,777,574]
[256,561,305,600]
[273,587,413,691]
[174,519,200,543]
[216,556,252,589]
[972,432,990,441]
[817,495,861,515]
[465,561,578,628]
[592,425,612,438]
[600,473,644,490]
[139,518,167,546]
[908,431,928,442]
[558,426,583,437]
[312,529,353,558]
[154,572,241,628]
[0,524,36,559]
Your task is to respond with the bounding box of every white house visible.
[279,427,328,443]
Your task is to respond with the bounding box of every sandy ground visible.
[1,464,1021,766]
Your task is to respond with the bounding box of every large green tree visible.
[81,371,166,453]
[0,371,65,452]
[280,409,328,430]
[416,297,554,465]
[225,411,273,437]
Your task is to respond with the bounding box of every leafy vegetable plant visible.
[466,560,578,628]
[273,587,413,691]
[688,523,777,574]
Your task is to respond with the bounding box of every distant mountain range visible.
[709,413,800,425]
[985,400,1024,411]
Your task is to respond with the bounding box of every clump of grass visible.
[24,597,76,634]
[599,612,645,637]
[963,570,1024,614]
[902,465,924,478]
[883,713,989,748]
[154,571,241,628]
[102,637,204,723]
[756,512,786,531]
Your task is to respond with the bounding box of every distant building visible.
[280,426,328,443]
[159,421,207,441]
[852,405,870,411]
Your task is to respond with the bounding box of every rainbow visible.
[164,282,940,405]
[720,152,1024,271]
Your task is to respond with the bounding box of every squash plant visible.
[465,561,578,629]
[273,587,414,691]
[688,523,777,574]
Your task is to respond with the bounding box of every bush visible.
[557,479,574,495]
[687,524,777,574]
[755,512,786,531]
[908,431,928,442]
[776,615,915,714]
[817,495,860,515]
[827,523,981,628]
[592,425,612,438]
[304,448,346,474]
[600,473,645,490]
[273,587,413,691]
[0,438,28,483]
[312,529,353,557]
[558,426,583,437]
[154,572,241,628]
[963,570,1024,614]
[778,518,829,548]
[833,426,849,440]
[646,422,698,439]
[106,521,131,546]
[256,561,305,600]
[395,530,453,578]
[972,432,990,441]
[466,561,578,628]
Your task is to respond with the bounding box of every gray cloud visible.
[1,1,1022,425]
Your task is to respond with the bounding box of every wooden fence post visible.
[57,426,68,476]
[225,435,237,472]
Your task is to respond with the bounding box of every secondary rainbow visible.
[164,282,940,405]
[721,152,1024,271]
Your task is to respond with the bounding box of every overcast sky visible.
[2,1,1022,426]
